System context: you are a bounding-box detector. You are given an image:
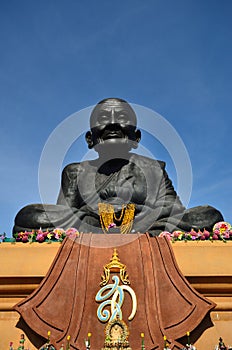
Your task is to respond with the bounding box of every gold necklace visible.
[98,203,135,234]
[121,203,135,234]
[113,204,125,221]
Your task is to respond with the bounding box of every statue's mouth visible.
[102,131,123,140]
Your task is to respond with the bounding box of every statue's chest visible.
[78,164,147,204]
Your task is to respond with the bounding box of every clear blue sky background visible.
[0,0,231,235]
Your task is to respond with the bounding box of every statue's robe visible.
[15,234,215,350]
[13,154,223,235]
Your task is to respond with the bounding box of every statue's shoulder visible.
[62,161,89,174]
[130,154,166,170]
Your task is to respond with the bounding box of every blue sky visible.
[0,0,231,235]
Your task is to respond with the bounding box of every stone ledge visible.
[0,240,231,276]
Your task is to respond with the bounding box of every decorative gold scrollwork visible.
[101,249,130,287]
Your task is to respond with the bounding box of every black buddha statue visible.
[13,98,223,236]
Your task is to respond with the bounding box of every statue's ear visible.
[132,129,141,149]
[135,129,141,143]
[85,131,94,149]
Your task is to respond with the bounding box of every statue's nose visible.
[109,109,116,124]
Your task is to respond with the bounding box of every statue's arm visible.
[154,167,185,218]
[57,163,81,208]
[138,161,185,217]
[132,162,185,233]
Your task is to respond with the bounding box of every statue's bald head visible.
[89,97,137,129]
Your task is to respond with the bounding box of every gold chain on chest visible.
[98,203,135,234]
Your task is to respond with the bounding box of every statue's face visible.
[88,99,139,151]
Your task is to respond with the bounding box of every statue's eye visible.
[117,114,129,124]
[97,114,109,124]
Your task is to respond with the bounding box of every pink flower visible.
[213,221,231,234]
[36,233,45,243]
[189,229,198,237]
[190,234,197,240]
[202,229,210,239]
[53,228,65,240]
[0,234,5,242]
[212,234,219,240]
[65,227,79,239]
[159,231,172,240]
[172,230,183,238]
[42,231,49,239]
[22,234,29,243]
[108,223,116,229]
[16,231,30,242]
[15,232,23,241]
[66,227,79,236]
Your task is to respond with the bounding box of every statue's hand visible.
[99,186,117,200]
[99,187,129,214]
[99,185,132,202]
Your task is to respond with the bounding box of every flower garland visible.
[159,221,232,242]
[0,221,231,243]
[0,227,79,243]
